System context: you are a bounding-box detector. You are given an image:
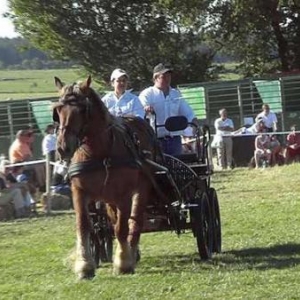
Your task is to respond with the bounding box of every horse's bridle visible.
[53,93,92,144]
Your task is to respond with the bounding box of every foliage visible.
[7,0,217,89]
[1,165,300,299]
[206,0,300,77]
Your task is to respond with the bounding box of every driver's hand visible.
[144,106,154,113]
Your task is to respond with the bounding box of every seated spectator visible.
[254,128,271,169]
[0,160,27,218]
[9,130,32,163]
[269,134,282,166]
[285,125,300,163]
[9,129,46,190]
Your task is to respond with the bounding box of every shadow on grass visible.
[140,243,300,274]
[222,243,300,270]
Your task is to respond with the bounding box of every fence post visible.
[45,153,52,214]
[279,77,286,131]
[237,84,244,126]
[7,104,14,144]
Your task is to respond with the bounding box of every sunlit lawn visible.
[0,69,104,100]
[1,164,300,299]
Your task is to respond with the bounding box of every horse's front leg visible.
[128,185,149,265]
[72,187,95,280]
[114,204,134,274]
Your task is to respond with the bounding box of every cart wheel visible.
[90,230,100,267]
[99,225,114,263]
[190,192,213,260]
[208,188,222,253]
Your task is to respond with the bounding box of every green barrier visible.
[179,86,206,119]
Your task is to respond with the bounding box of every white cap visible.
[110,69,128,81]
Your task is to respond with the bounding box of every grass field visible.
[1,164,300,299]
[0,65,241,101]
[0,69,104,100]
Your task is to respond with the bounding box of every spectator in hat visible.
[102,68,145,118]
[139,63,198,155]
[9,129,45,191]
[255,103,278,132]
[42,124,56,162]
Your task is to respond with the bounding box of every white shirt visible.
[214,117,234,136]
[42,134,56,155]
[102,91,145,118]
[255,111,277,129]
[139,86,195,138]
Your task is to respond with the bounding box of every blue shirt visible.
[102,91,145,118]
[139,86,195,138]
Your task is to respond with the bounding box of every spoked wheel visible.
[96,202,114,263]
[190,191,213,260]
[98,223,114,263]
[89,215,101,267]
[208,188,222,253]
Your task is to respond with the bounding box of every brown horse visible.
[53,76,160,279]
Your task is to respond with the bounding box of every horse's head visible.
[53,76,97,160]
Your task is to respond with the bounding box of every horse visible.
[52,75,161,279]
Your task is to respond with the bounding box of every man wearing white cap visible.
[102,68,145,118]
[139,63,198,155]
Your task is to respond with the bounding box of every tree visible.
[7,0,216,89]
[206,0,300,77]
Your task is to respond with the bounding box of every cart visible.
[89,115,221,263]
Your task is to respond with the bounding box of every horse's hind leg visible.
[113,205,134,274]
[72,188,95,280]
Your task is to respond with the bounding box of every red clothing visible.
[287,132,300,145]
[286,132,300,158]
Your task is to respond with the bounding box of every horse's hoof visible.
[77,270,95,280]
[113,266,135,275]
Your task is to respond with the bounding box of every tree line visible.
[0,38,73,70]
[5,0,300,89]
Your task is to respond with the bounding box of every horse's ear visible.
[54,77,64,90]
[81,75,92,92]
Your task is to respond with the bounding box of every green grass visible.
[0,69,104,100]
[1,164,300,299]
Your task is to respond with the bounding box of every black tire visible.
[208,188,222,253]
[190,192,213,260]
[90,230,100,267]
[99,225,114,263]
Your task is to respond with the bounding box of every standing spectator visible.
[285,124,300,163]
[214,108,234,170]
[255,104,278,132]
[139,63,198,155]
[102,68,145,118]
[42,124,56,162]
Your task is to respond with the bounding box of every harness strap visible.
[68,158,141,179]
